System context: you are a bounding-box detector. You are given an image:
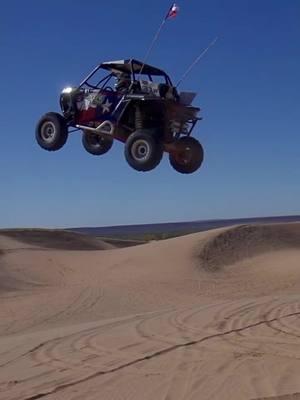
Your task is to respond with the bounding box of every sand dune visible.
[199,223,300,271]
[0,223,300,400]
[0,229,115,250]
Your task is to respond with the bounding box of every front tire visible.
[169,136,204,174]
[82,131,113,155]
[35,112,68,151]
[124,129,164,172]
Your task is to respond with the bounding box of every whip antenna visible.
[176,36,218,88]
[140,3,179,75]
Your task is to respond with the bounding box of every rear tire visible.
[82,131,113,155]
[169,136,204,174]
[124,129,164,172]
[35,112,68,151]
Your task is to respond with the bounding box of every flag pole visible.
[140,20,166,73]
[176,36,218,88]
[140,3,178,74]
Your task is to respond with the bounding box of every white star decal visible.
[101,99,112,113]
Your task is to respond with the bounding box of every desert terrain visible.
[1,223,300,400]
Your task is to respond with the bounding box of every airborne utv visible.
[35,59,204,173]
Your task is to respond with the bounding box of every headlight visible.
[62,87,74,94]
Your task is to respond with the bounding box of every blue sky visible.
[1,0,299,228]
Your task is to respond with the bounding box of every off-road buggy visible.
[35,59,204,173]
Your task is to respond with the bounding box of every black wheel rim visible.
[87,134,106,148]
[175,144,194,165]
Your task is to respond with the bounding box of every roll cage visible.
[78,59,173,91]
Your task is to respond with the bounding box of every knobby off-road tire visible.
[124,129,164,172]
[82,131,113,155]
[35,112,68,151]
[169,136,204,174]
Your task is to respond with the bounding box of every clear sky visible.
[1,0,299,228]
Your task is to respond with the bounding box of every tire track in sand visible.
[2,300,300,400]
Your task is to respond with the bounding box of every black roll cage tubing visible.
[78,60,173,90]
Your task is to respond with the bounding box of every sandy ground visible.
[0,223,300,400]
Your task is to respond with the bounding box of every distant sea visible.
[69,215,300,238]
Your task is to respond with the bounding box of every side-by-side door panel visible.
[75,89,123,125]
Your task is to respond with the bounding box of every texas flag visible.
[165,3,179,19]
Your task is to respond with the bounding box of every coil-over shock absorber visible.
[135,105,143,130]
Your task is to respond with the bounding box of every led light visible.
[62,87,73,94]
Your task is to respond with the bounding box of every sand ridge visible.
[0,229,115,251]
[0,223,300,399]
